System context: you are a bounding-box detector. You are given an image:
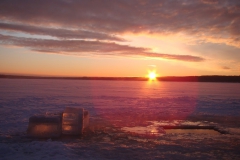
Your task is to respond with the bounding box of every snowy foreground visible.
[0,79,240,159]
[1,122,240,160]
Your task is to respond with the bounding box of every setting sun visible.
[148,71,157,81]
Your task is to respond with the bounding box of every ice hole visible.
[165,129,220,135]
[122,126,221,136]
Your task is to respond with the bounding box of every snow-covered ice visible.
[0,79,240,159]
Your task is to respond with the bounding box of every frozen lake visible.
[0,79,240,159]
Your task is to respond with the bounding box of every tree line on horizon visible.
[0,74,239,83]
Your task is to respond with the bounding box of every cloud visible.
[187,42,240,61]
[0,0,239,47]
[221,66,231,70]
[0,22,125,41]
[201,0,219,5]
[148,65,156,68]
[0,0,238,65]
[0,34,205,62]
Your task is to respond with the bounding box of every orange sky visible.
[0,0,239,77]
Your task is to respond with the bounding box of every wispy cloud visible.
[221,66,231,70]
[0,0,239,61]
[0,0,238,39]
[148,65,156,68]
[0,22,125,41]
[0,34,205,62]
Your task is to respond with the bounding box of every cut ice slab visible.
[27,107,90,138]
[62,107,89,135]
[27,115,62,138]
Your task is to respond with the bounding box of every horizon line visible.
[0,74,239,83]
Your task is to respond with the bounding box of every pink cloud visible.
[0,0,238,61]
[221,66,231,70]
[0,22,125,41]
[0,0,239,41]
[0,34,205,62]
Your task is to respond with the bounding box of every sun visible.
[148,71,157,81]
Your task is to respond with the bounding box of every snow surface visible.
[0,79,240,159]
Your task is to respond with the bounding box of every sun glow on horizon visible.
[147,70,158,81]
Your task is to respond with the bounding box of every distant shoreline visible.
[0,74,239,83]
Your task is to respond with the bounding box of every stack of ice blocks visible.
[27,107,89,138]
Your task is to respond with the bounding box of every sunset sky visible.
[0,0,239,77]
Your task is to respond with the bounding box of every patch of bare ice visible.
[227,128,240,135]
